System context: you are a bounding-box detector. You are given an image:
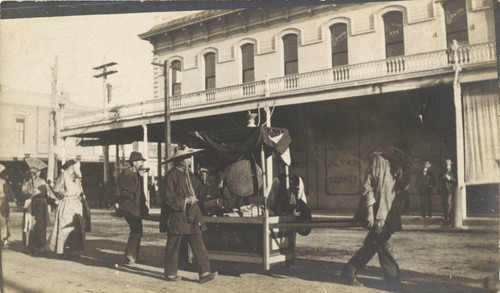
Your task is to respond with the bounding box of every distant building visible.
[0,86,112,205]
[0,86,102,162]
[62,1,499,214]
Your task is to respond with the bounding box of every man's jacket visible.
[162,167,207,235]
[354,152,403,234]
[116,167,148,217]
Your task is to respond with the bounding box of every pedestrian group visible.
[0,142,459,289]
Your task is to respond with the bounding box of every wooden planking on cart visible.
[142,214,358,229]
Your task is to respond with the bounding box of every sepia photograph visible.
[0,1,498,292]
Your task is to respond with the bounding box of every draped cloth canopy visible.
[188,126,292,165]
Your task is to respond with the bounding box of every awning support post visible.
[451,40,465,228]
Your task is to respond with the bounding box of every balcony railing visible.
[64,42,496,130]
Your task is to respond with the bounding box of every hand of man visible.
[366,206,374,228]
[186,196,198,205]
[373,219,385,233]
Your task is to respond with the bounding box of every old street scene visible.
[0,1,499,292]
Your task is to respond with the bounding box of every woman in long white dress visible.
[48,160,85,258]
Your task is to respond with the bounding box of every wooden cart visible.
[187,213,296,270]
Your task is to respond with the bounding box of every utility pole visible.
[93,61,117,206]
[152,60,170,198]
[93,62,117,109]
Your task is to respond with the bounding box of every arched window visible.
[283,34,298,75]
[443,0,468,46]
[204,53,216,90]
[241,44,255,83]
[330,23,348,67]
[171,60,182,96]
[383,11,405,58]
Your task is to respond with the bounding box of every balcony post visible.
[103,142,110,207]
[264,106,273,194]
[142,123,149,209]
[451,40,465,228]
[157,141,163,204]
[61,138,66,165]
[115,144,120,188]
[265,74,270,98]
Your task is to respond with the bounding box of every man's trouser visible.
[441,192,452,220]
[419,191,433,217]
[345,231,400,285]
[124,215,142,260]
[164,233,210,277]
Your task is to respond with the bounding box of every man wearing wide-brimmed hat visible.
[21,157,55,255]
[115,151,149,265]
[341,141,411,292]
[162,146,217,283]
[0,164,15,247]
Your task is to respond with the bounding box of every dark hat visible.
[127,151,146,162]
[163,146,204,164]
[62,159,77,170]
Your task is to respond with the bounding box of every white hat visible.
[25,158,47,171]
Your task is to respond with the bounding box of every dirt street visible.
[2,207,498,293]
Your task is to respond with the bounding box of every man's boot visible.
[340,264,364,287]
[385,276,402,293]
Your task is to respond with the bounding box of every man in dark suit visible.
[341,142,410,293]
[162,146,217,283]
[438,159,457,225]
[416,160,436,218]
[115,151,149,265]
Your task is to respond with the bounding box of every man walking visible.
[340,142,409,292]
[162,146,217,283]
[116,151,149,265]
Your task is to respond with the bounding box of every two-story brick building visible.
[61,1,499,214]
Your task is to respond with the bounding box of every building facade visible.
[0,86,112,204]
[62,1,499,214]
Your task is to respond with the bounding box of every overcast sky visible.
[0,11,192,108]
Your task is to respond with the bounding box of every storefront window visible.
[241,44,255,83]
[171,60,182,96]
[16,118,25,144]
[283,34,298,75]
[443,0,469,46]
[383,11,405,58]
[204,53,216,90]
[330,23,348,67]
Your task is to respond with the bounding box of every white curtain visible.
[463,80,500,184]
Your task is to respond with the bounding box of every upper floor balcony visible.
[63,42,496,134]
